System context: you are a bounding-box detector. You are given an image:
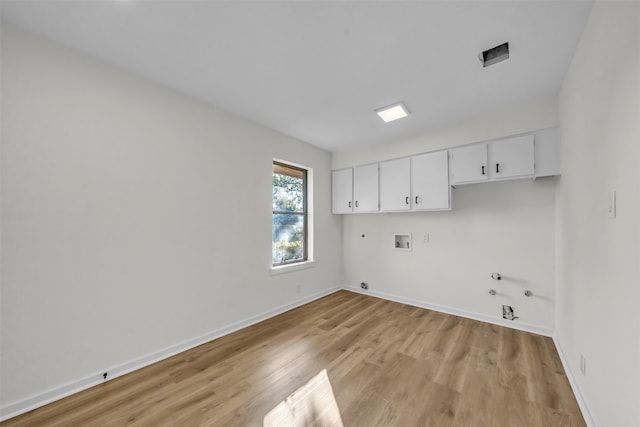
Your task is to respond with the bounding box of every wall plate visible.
[393,233,412,251]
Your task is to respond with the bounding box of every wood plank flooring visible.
[2,290,586,426]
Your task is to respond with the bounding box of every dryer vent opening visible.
[480,42,509,67]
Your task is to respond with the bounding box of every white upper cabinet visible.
[332,168,353,214]
[353,164,379,212]
[488,135,534,181]
[450,135,535,185]
[449,144,489,185]
[379,151,450,212]
[379,158,411,211]
[333,129,557,214]
[332,164,379,213]
[412,150,450,210]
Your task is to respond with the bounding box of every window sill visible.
[270,261,316,276]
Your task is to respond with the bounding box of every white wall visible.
[0,25,342,411]
[557,1,640,425]
[334,99,560,332]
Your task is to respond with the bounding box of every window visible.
[272,161,308,266]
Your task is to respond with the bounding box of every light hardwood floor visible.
[2,290,586,426]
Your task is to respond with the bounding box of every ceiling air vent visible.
[480,42,509,67]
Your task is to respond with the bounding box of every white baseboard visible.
[342,285,553,337]
[552,336,597,427]
[0,286,341,422]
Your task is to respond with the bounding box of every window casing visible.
[272,161,308,266]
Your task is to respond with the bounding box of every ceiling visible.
[0,0,593,152]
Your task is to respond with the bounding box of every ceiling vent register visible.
[480,42,510,67]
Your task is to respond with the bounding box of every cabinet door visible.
[412,151,451,210]
[332,169,353,214]
[353,164,379,213]
[449,144,489,185]
[379,158,411,212]
[533,128,559,178]
[488,135,534,180]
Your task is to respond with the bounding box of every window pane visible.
[272,213,305,265]
[273,173,304,212]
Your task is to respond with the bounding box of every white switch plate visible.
[608,191,616,219]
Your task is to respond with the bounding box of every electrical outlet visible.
[580,354,586,376]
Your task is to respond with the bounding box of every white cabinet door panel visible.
[353,164,379,213]
[450,144,488,185]
[380,158,411,211]
[332,169,353,214]
[488,135,534,180]
[412,151,450,210]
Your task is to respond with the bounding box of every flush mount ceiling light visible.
[479,42,510,67]
[375,102,409,123]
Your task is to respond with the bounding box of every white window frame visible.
[271,159,314,274]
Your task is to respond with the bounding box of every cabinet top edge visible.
[332,127,556,172]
